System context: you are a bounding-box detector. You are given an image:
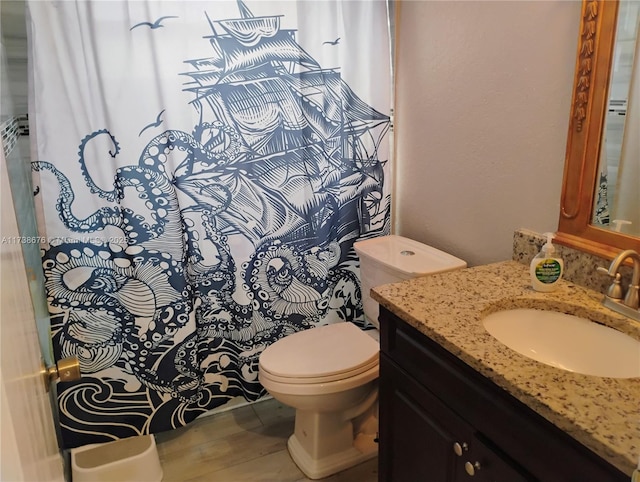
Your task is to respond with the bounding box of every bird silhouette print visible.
[138,110,165,137]
[130,16,179,31]
[323,37,340,45]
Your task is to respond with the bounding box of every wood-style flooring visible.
[155,398,378,482]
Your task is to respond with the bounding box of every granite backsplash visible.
[513,228,633,293]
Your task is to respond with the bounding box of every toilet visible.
[258,235,467,479]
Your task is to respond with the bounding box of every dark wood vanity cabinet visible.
[378,307,629,482]
[380,355,530,481]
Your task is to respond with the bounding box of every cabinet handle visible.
[464,461,481,476]
[453,442,468,456]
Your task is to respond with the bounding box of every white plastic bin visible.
[71,434,163,482]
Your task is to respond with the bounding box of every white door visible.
[0,142,65,481]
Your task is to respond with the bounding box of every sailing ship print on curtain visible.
[28,0,391,448]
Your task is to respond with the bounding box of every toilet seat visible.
[259,322,379,385]
[260,358,379,384]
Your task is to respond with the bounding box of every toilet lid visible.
[259,322,379,381]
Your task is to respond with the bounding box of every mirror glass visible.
[591,1,639,236]
[558,0,640,258]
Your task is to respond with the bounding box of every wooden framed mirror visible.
[556,0,640,259]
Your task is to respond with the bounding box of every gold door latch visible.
[42,356,81,391]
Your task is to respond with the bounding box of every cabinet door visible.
[466,435,531,482]
[379,354,472,482]
[379,354,533,482]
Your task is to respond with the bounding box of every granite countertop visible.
[371,260,640,476]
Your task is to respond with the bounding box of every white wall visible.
[395,0,581,266]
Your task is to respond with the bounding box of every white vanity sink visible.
[482,308,640,378]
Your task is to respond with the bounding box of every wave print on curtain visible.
[29,0,390,448]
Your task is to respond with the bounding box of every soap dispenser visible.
[530,232,564,293]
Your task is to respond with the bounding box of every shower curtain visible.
[28,0,391,448]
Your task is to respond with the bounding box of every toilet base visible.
[287,431,378,480]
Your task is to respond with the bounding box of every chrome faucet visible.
[598,249,640,321]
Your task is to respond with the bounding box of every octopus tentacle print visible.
[32,0,390,448]
[43,241,204,402]
[78,130,121,202]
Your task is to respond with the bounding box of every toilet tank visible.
[354,235,467,327]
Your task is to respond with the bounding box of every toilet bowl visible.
[259,322,379,480]
[258,235,467,479]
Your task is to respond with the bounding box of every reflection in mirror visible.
[557,0,640,259]
[592,0,640,236]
